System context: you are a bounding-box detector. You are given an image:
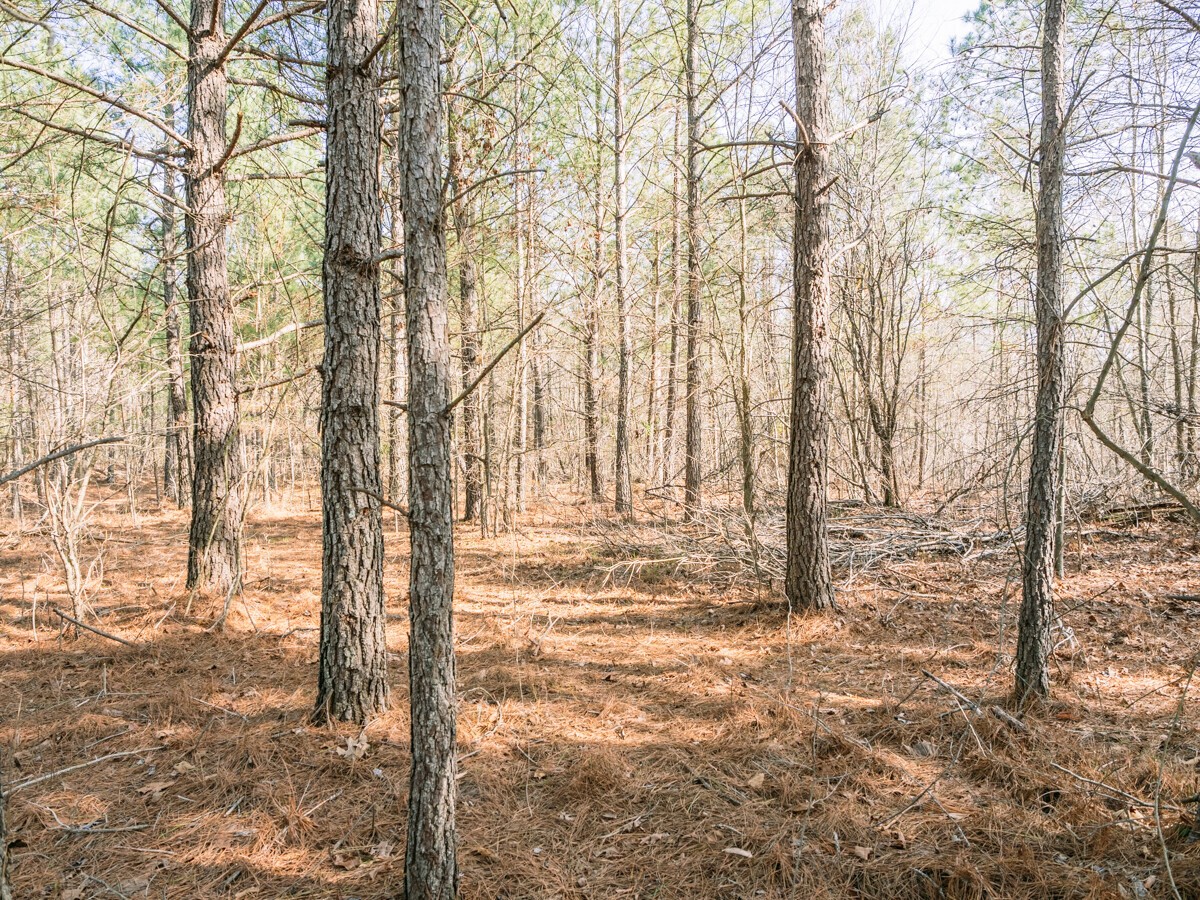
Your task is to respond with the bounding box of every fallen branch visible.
[53,609,137,647]
[921,669,1027,733]
[0,436,124,486]
[6,747,164,796]
[1049,761,1181,813]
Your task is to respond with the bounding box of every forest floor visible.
[2,491,1200,899]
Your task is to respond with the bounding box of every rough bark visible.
[785,0,835,612]
[387,115,407,506]
[683,0,703,519]
[186,0,242,592]
[314,0,389,726]
[398,0,458,889]
[1014,0,1067,707]
[613,0,632,517]
[161,151,189,508]
[449,118,482,522]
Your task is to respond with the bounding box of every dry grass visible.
[2,489,1199,898]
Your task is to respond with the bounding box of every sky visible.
[893,0,983,65]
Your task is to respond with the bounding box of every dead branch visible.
[53,608,137,646]
[0,436,124,487]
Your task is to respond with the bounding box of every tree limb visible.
[443,311,545,416]
[0,436,124,487]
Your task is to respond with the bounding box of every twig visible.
[1049,762,1181,813]
[53,609,137,647]
[7,747,164,795]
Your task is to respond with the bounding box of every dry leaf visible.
[62,887,85,900]
[723,847,752,858]
[138,780,174,796]
[746,772,765,790]
[853,845,871,860]
[335,733,369,762]
[332,852,360,870]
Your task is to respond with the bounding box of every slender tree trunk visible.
[785,0,835,612]
[584,21,604,504]
[161,151,189,508]
[314,0,389,725]
[449,118,482,522]
[387,114,407,506]
[646,231,661,481]
[0,753,11,900]
[683,0,703,519]
[186,0,242,592]
[662,99,683,493]
[613,0,632,517]
[398,0,458,888]
[735,198,755,518]
[4,259,22,527]
[1014,0,1067,707]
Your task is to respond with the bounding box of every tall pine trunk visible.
[398,0,458,888]
[785,0,834,612]
[683,0,702,518]
[315,0,389,725]
[1014,0,1067,707]
[662,99,683,493]
[161,150,189,508]
[449,117,482,522]
[613,0,632,517]
[186,0,242,592]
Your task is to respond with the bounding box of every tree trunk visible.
[584,21,604,505]
[161,150,189,508]
[4,257,22,527]
[398,0,458,888]
[735,198,755,518]
[0,753,11,900]
[683,0,703,519]
[1014,0,1067,707]
[186,0,242,592]
[613,0,632,517]
[662,98,683,493]
[314,0,389,725]
[387,114,407,507]
[449,117,482,522]
[785,0,835,612]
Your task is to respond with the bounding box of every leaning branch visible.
[236,320,322,353]
[0,436,123,487]
[443,311,546,416]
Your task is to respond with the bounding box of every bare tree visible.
[613,0,633,517]
[398,0,458,888]
[314,0,389,725]
[1013,0,1067,707]
[785,0,835,612]
[683,0,703,518]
